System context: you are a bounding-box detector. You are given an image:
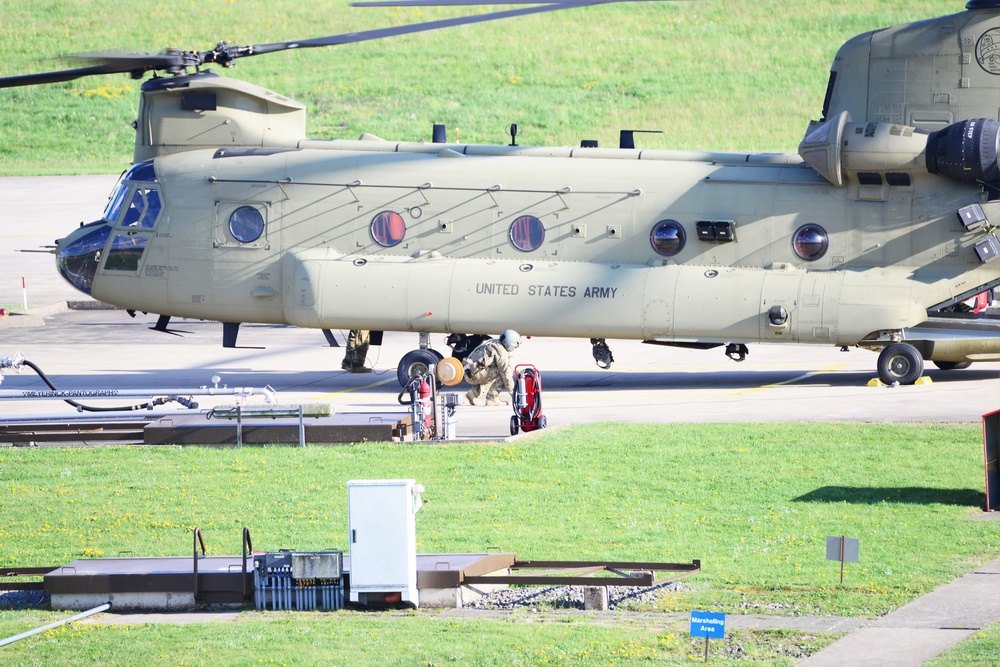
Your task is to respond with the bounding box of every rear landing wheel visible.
[877,343,924,385]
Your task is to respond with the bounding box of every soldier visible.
[341,329,372,373]
[463,330,520,406]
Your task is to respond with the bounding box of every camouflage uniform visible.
[463,339,515,405]
[341,329,371,372]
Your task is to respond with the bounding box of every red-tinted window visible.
[509,215,545,252]
[371,211,406,247]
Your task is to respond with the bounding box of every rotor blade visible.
[76,53,189,72]
[1,0,653,88]
[0,64,133,89]
[352,0,617,5]
[244,2,610,56]
[0,54,185,90]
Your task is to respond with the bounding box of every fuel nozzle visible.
[0,352,25,371]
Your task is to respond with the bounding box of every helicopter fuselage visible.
[61,130,996,363]
[44,2,1000,384]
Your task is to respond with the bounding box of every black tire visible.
[932,360,972,371]
[538,414,547,430]
[397,349,440,387]
[510,416,519,436]
[877,343,924,385]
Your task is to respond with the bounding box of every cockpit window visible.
[104,161,159,226]
[118,187,162,228]
[122,189,145,226]
[104,182,130,223]
[105,234,148,272]
[142,190,161,227]
[127,161,156,182]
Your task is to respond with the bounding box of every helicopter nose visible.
[55,221,111,295]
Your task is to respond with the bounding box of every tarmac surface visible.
[2,175,999,665]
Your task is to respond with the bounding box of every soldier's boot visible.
[343,344,372,372]
[465,385,486,406]
[484,384,508,406]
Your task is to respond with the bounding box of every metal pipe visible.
[0,409,213,423]
[0,602,111,647]
[0,386,277,403]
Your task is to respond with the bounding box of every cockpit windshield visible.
[104,161,159,226]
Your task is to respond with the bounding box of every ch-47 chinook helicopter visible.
[3,0,1000,387]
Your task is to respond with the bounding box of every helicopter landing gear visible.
[397,348,444,387]
[590,338,614,369]
[725,343,749,362]
[877,342,924,385]
[445,333,491,363]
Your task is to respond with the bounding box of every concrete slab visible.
[976,559,1000,574]
[799,557,1000,666]
[798,628,976,667]
[870,569,1000,630]
[0,313,44,328]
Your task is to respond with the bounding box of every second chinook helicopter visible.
[2,0,999,386]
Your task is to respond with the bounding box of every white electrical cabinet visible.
[346,479,424,606]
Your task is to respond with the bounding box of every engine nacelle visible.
[800,112,1000,188]
[925,118,1000,184]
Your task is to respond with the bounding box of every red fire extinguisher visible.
[418,377,433,430]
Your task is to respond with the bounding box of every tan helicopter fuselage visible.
[64,1,1000,372]
[89,118,995,361]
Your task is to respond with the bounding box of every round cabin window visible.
[370,211,407,247]
[792,224,829,261]
[229,206,265,243]
[509,215,545,252]
[650,220,686,256]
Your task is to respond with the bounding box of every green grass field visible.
[0,0,963,175]
[1,423,998,665]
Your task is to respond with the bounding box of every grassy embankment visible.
[0,0,960,175]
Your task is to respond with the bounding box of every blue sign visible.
[690,611,726,638]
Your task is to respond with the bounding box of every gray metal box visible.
[292,551,343,580]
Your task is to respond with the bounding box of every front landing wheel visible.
[396,349,444,387]
[510,416,520,436]
[877,343,924,385]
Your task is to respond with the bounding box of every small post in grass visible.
[826,535,860,583]
[690,610,726,662]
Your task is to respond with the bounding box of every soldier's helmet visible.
[499,329,521,351]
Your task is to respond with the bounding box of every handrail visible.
[194,526,207,557]
[193,527,207,601]
[242,526,253,601]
